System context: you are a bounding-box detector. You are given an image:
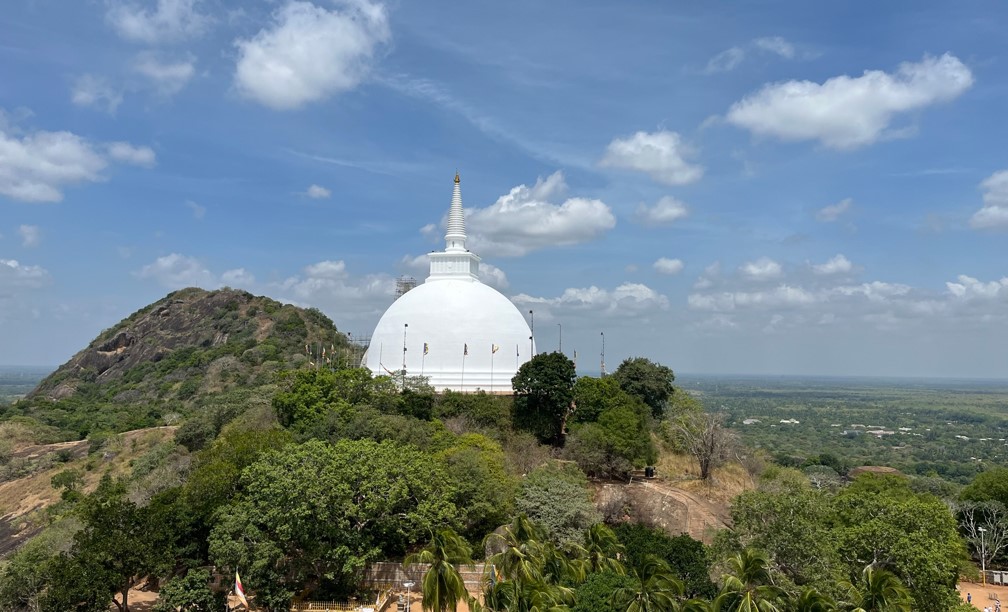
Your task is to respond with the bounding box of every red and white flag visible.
[235,571,248,608]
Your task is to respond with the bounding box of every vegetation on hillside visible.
[0,290,1001,611]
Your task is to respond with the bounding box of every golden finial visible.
[454,171,460,184]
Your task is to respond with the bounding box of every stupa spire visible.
[445,172,466,252]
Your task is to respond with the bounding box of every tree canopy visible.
[511,352,577,446]
[612,357,675,419]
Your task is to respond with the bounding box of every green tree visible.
[723,477,843,593]
[840,566,911,612]
[572,376,624,424]
[960,467,1008,507]
[612,357,674,419]
[713,549,785,612]
[51,467,84,493]
[789,588,836,612]
[565,401,657,479]
[405,528,473,612]
[610,555,684,612]
[614,523,716,599]
[582,524,626,575]
[481,515,577,612]
[152,568,224,612]
[832,475,964,612]
[272,367,391,427]
[512,352,577,445]
[573,571,637,612]
[209,439,460,607]
[437,433,517,542]
[514,462,600,550]
[68,478,171,612]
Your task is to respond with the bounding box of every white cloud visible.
[71,75,123,114]
[653,258,684,275]
[704,37,796,74]
[753,36,795,59]
[134,53,196,95]
[107,142,157,167]
[726,53,973,149]
[185,200,205,219]
[306,184,331,199]
[234,0,390,110]
[946,275,1008,299]
[811,254,852,275]
[303,260,347,279]
[0,259,50,289]
[465,171,616,257]
[137,253,216,288]
[220,268,255,287]
[107,0,211,44]
[705,47,745,73]
[514,282,669,316]
[600,130,704,185]
[969,170,1008,230]
[689,285,818,312]
[636,196,689,226]
[400,254,428,274]
[18,225,40,248]
[0,123,108,202]
[276,260,394,318]
[739,257,782,281]
[816,198,852,222]
[477,262,509,290]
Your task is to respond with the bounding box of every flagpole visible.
[421,345,426,378]
[491,345,494,393]
[460,345,467,392]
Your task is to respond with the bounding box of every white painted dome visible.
[364,174,534,392]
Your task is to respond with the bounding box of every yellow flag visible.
[492,344,499,354]
[235,572,248,608]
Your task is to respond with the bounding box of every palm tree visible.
[840,566,911,612]
[484,514,548,585]
[712,549,785,612]
[611,555,684,612]
[582,523,626,575]
[479,516,575,612]
[789,587,837,612]
[405,528,473,612]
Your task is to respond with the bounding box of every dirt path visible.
[960,581,1008,610]
[635,478,730,542]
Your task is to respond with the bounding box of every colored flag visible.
[573,349,578,359]
[516,344,520,357]
[235,571,248,608]
[492,344,499,354]
[464,344,468,356]
[423,342,429,355]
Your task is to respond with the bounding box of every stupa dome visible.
[364,174,534,392]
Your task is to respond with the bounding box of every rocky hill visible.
[7,287,355,437]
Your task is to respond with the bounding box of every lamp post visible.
[600,331,606,376]
[402,323,408,390]
[557,323,562,354]
[529,310,534,358]
[403,581,414,611]
[980,526,987,585]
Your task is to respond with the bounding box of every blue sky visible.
[2,0,1007,377]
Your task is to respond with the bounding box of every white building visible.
[363,173,535,392]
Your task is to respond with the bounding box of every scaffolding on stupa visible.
[394,276,417,301]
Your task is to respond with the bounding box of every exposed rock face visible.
[28,287,349,403]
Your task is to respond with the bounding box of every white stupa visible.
[364,173,535,392]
